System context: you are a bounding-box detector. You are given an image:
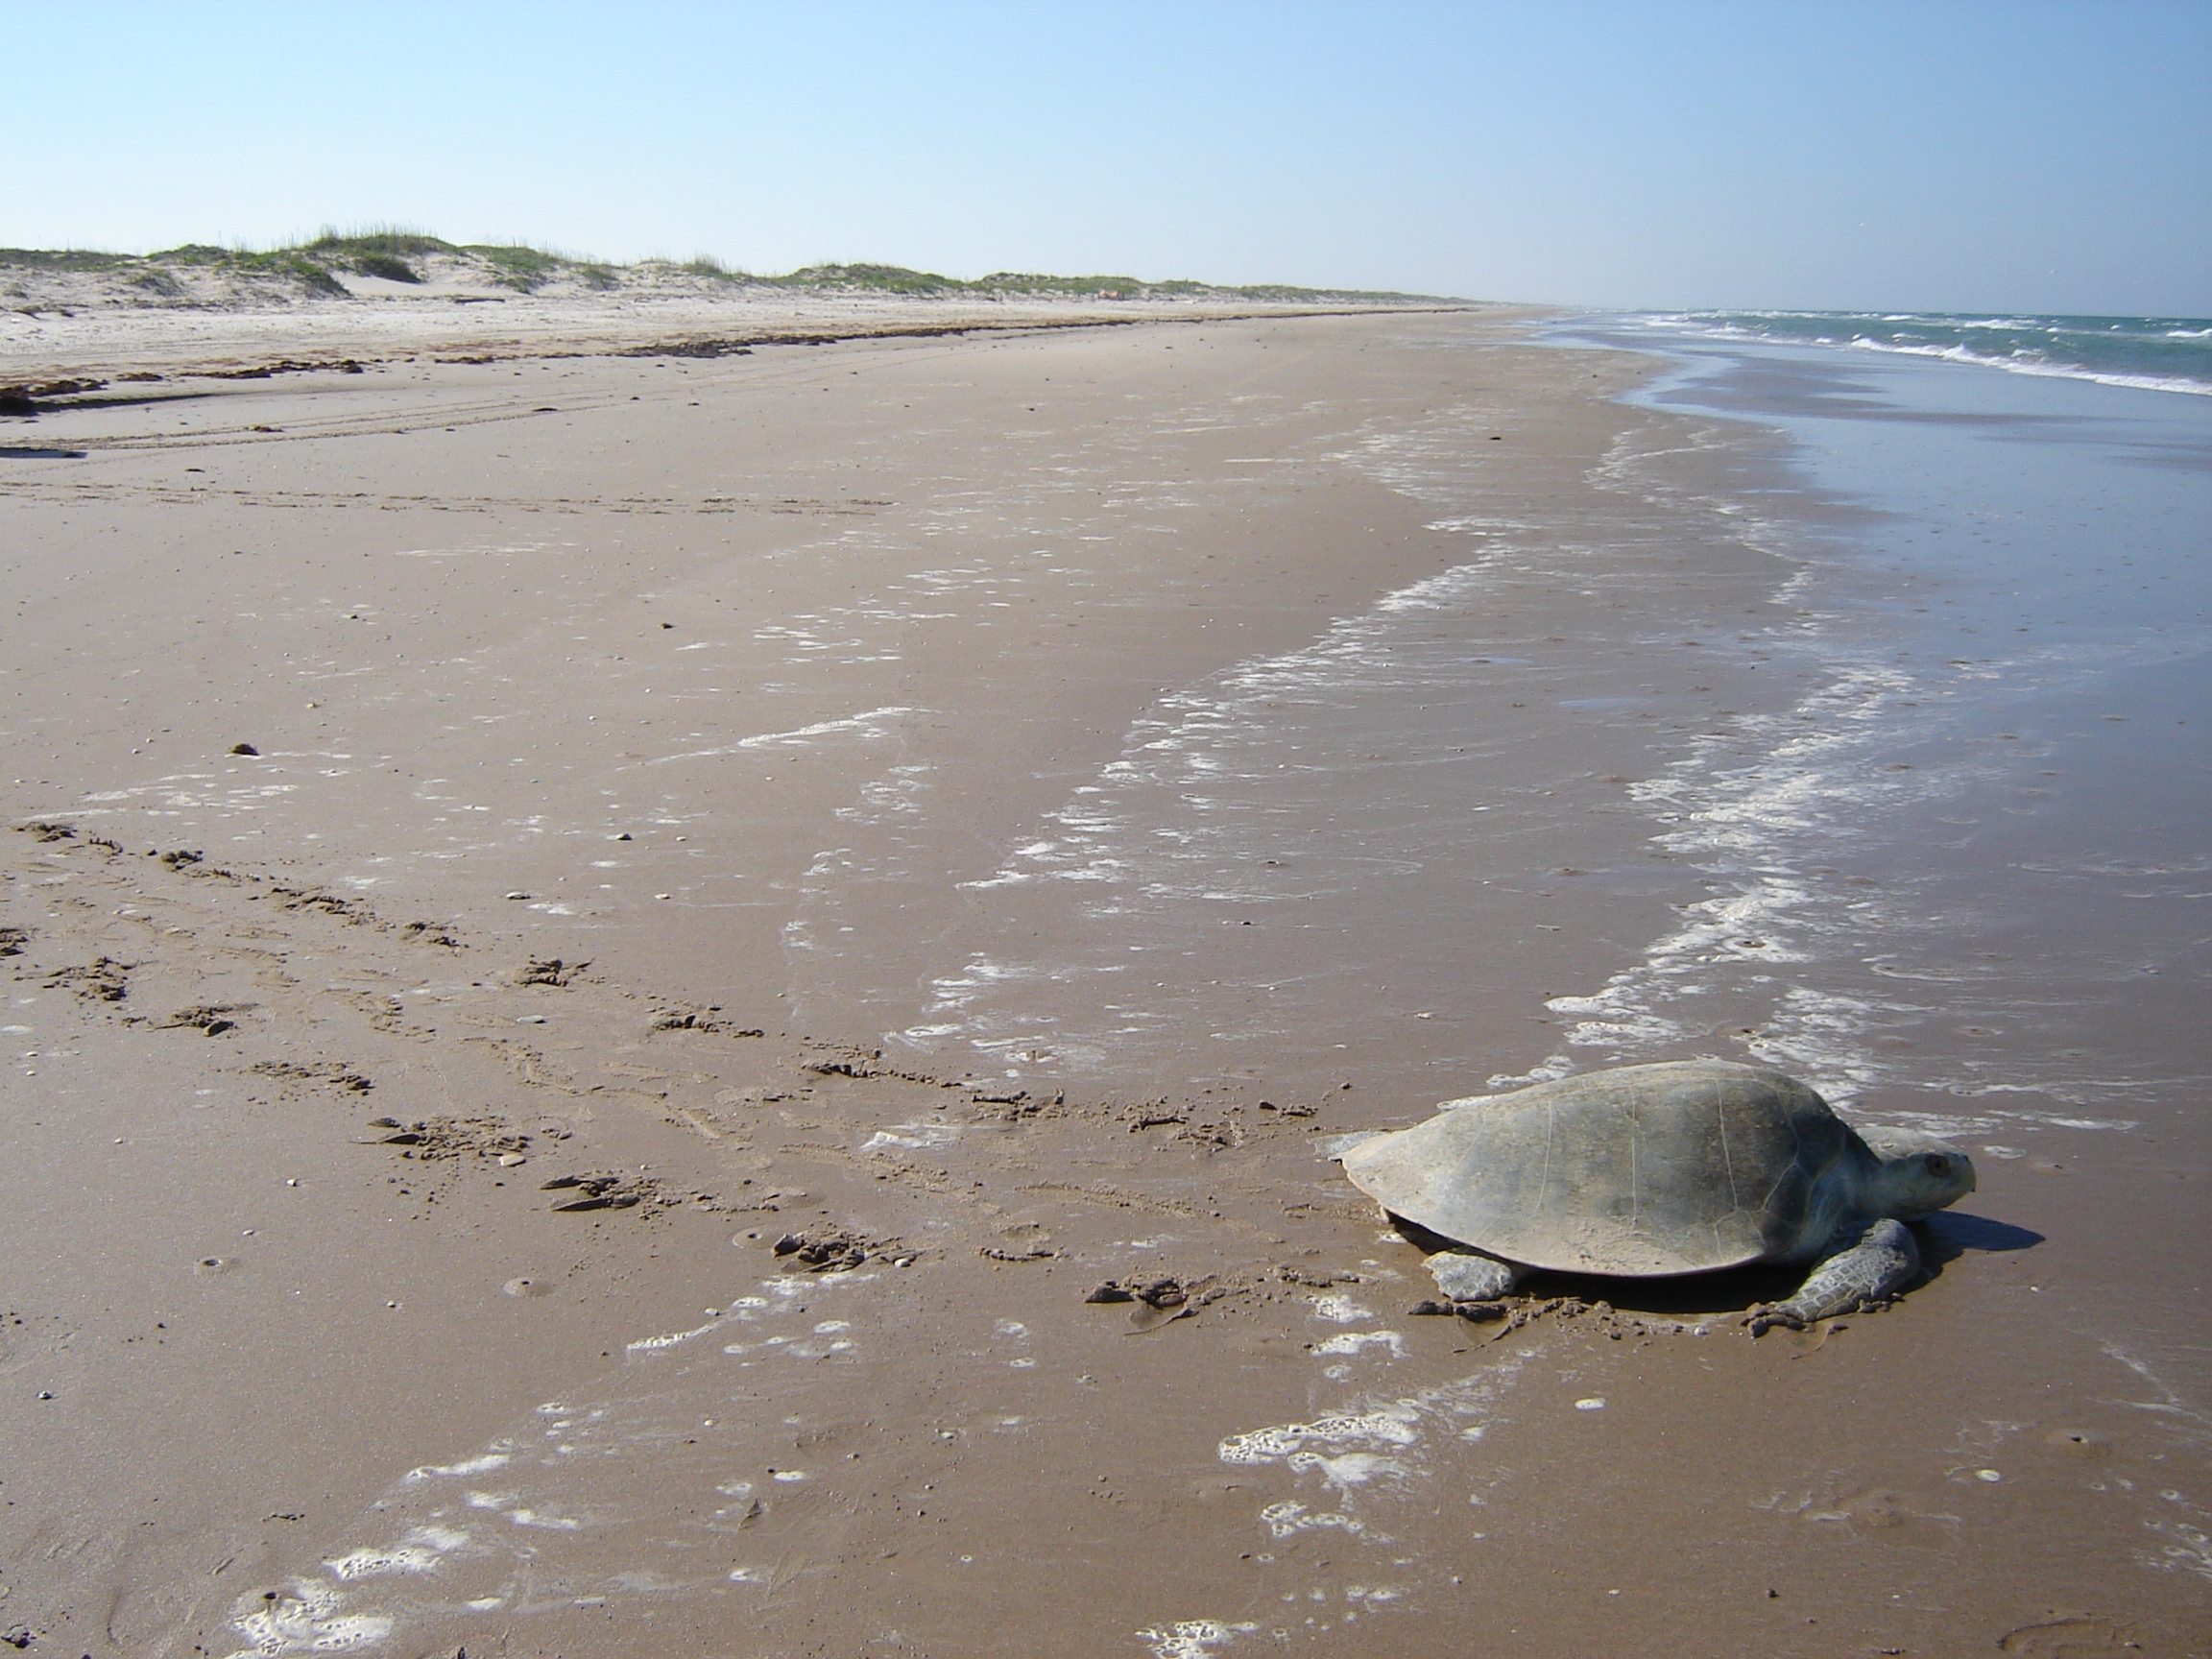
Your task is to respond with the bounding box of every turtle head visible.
[1859,1125,1977,1219]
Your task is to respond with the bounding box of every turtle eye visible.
[1925,1154,1951,1178]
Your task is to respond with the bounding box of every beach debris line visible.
[1,375,108,415]
[1340,1059,1980,1334]
[203,356,366,378]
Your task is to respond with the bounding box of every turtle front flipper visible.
[1425,1246,1524,1302]
[1749,1217,1920,1335]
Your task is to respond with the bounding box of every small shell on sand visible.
[504,1276,551,1298]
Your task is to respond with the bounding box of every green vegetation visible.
[304,228,449,285]
[976,272,1148,296]
[765,263,962,294]
[461,243,570,292]
[761,263,1433,302]
[0,232,1450,306]
[0,247,140,272]
[681,252,753,281]
[306,226,447,257]
[0,242,340,296]
[147,243,352,297]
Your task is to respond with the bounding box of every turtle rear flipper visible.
[1749,1217,1919,1335]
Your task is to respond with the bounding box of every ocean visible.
[1634,308,2212,397]
[1549,310,2211,1127]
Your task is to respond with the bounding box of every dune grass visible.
[1,231,1443,305]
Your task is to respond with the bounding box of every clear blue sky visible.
[11,0,2208,313]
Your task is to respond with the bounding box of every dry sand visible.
[1,299,2203,1658]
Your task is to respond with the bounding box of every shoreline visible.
[3,302,2200,1658]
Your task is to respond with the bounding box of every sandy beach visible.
[3,292,2205,1659]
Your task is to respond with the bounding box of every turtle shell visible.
[1341,1060,1852,1276]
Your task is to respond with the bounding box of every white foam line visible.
[1219,1358,1530,1491]
[403,1452,512,1481]
[647,705,915,763]
[1839,337,2212,397]
[1315,1331,1407,1359]
[939,551,1522,904]
[1137,1620,1261,1659]
[859,1121,961,1154]
[390,541,577,558]
[1508,659,1946,1099]
[219,1583,393,1658]
[324,1524,472,1580]
[1625,313,2212,397]
[627,1319,721,1352]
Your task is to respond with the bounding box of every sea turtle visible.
[1339,1059,1975,1333]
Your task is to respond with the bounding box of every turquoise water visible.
[1635,310,2212,397]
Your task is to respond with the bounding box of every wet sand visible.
[2,304,2205,1658]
